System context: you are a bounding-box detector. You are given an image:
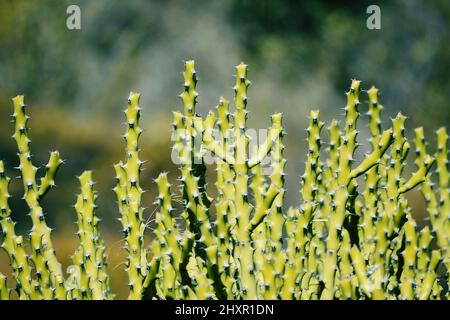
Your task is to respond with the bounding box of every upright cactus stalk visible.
[231,63,259,299]
[152,172,182,298]
[11,96,65,299]
[71,171,110,300]
[321,80,359,299]
[259,113,286,299]
[113,92,149,299]
[210,97,238,299]
[174,60,222,299]
[418,127,450,296]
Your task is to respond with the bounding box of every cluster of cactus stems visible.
[0,61,448,300]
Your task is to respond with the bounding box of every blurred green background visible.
[0,0,449,298]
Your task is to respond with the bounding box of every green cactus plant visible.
[0,61,448,300]
[113,91,149,300]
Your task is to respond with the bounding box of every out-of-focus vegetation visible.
[0,0,449,298]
